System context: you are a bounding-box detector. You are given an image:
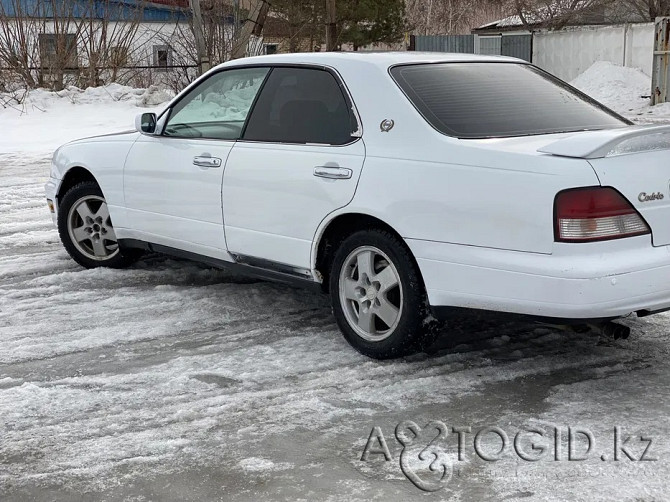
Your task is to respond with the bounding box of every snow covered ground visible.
[1,64,670,501]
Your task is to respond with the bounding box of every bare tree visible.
[622,0,670,20]
[511,0,652,30]
[75,1,145,88]
[0,0,41,88]
[406,0,513,35]
[189,0,210,74]
[0,0,80,90]
[38,0,80,90]
[0,0,146,90]
[325,0,337,49]
[267,0,324,52]
[230,0,269,58]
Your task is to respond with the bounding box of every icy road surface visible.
[1,71,670,501]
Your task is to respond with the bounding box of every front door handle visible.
[193,156,222,169]
[313,166,353,180]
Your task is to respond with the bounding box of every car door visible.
[123,66,270,258]
[223,66,365,272]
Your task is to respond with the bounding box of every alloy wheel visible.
[67,195,119,261]
[338,245,404,342]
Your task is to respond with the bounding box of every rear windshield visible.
[390,62,629,139]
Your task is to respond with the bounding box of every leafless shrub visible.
[0,0,41,88]
[511,0,653,30]
[0,0,146,90]
[74,1,144,88]
[406,0,513,36]
[613,0,669,21]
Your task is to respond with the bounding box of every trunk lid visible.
[538,125,670,247]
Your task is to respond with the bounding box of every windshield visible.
[390,62,629,139]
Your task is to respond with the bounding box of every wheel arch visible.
[313,212,425,291]
[56,166,98,204]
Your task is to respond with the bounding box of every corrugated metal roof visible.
[144,0,189,8]
[0,0,190,21]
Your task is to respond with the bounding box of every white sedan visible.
[45,52,670,358]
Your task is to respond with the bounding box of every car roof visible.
[219,51,524,71]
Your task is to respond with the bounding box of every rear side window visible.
[243,67,356,145]
[390,62,628,139]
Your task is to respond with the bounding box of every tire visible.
[329,229,432,359]
[57,181,140,269]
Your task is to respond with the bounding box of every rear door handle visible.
[313,166,353,180]
[193,156,222,169]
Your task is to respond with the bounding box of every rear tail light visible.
[555,187,650,242]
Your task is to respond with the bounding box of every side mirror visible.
[135,112,157,134]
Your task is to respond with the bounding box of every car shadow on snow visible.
[126,253,642,366]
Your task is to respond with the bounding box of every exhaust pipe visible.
[589,321,630,340]
[533,321,630,340]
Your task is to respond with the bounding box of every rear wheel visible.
[58,181,140,269]
[329,229,431,359]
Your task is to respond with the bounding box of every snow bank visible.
[0,84,174,156]
[2,83,174,112]
[570,61,650,112]
[0,79,259,158]
[569,61,670,123]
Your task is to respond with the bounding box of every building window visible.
[264,44,278,55]
[39,33,77,71]
[153,45,172,69]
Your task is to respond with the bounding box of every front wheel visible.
[329,229,431,359]
[57,181,140,269]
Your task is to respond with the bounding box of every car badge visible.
[638,192,664,202]
[380,119,395,132]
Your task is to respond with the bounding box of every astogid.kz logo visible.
[360,421,658,492]
[361,421,453,492]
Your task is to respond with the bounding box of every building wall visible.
[532,22,654,81]
[0,17,244,90]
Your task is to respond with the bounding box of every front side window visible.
[390,62,629,139]
[243,67,357,145]
[164,67,270,140]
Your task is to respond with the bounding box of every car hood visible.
[64,129,139,147]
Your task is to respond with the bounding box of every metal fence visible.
[413,35,474,53]
[478,35,502,56]
[410,25,657,84]
[410,33,531,62]
[501,34,532,61]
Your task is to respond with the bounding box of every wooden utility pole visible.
[325,0,337,51]
[231,0,270,60]
[189,0,210,74]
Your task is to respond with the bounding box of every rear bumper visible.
[407,236,670,320]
